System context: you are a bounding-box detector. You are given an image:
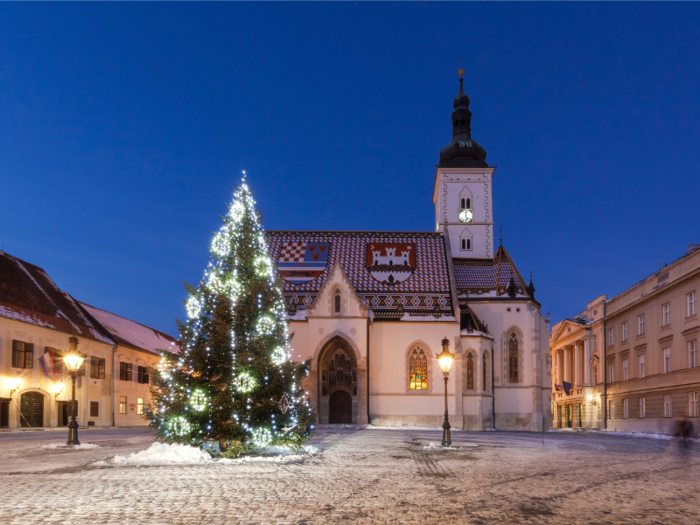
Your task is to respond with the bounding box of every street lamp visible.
[62,337,84,446]
[436,336,455,447]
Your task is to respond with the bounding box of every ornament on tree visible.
[146,173,315,453]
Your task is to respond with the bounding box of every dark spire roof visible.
[526,272,536,299]
[438,69,489,168]
[460,306,489,334]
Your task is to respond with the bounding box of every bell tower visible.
[432,69,495,259]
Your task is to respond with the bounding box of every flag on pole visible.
[563,381,572,395]
[38,349,57,379]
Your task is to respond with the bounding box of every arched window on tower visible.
[409,347,428,390]
[466,353,474,390]
[509,333,519,383]
[461,238,472,251]
[334,289,341,314]
[466,198,471,209]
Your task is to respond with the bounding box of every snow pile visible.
[96,443,212,466]
[598,430,676,441]
[368,425,450,431]
[41,443,102,450]
[95,442,320,467]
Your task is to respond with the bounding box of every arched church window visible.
[409,347,428,390]
[334,289,341,314]
[461,198,466,209]
[322,347,358,396]
[509,332,519,383]
[466,198,471,209]
[483,352,488,391]
[466,353,474,390]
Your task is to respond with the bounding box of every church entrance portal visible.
[329,391,352,424]
[20,392,44,427]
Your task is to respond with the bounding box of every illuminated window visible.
[137,398,144,415]
[119,396,127,415]
[508,333,519,383]
[466,353,474,390]
[409,347,428,390]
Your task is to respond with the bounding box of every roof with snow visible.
[266,231,453,317]
[0,251,114,343]
[460,307,490,335]
[453,245,533,300]
[80,303,179,356]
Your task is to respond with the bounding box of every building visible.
[550,245,700,433]
[267,71,552,431]
[0,251,178,429]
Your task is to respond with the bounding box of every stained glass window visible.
[409,347,428,390]
[466,354,474,390]
[509,333,519,383]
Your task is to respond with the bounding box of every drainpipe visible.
[366,317,371,425]
[491,343,495,430]
[111,345,118,427]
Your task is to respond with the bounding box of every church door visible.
[20,392,44,427]
[329,391,352,424]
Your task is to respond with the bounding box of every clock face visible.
[459,209,473,223]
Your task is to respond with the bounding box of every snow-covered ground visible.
[40,443,102,450]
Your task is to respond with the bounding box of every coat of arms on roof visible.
[366,243,415,286]
[277,242,330,284]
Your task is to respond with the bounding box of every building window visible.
[120,362,133,381]
[89,401,99,418]
[608,329,614,346]
[137,398,144,415]
[689,340,697,369]
[639,397,646,419]
[482,352,488,391]
[662,303,671,326]
[137,366,149,384]
[592,367,597,384]
[90,357,106,379]
[608,363,614,383]
[409,347,428,390]
[639,354,645,378]
[508,333,519,383]
[663,348,672,373]
[460,238,472,251]
[638,314,645,335]
[119,396,127,415]
[609,400,615,419]
[690,392,698,418]
[688,291,697,317]
[622,322,628,342]
[623,399,629,419]
[334,289,341,314]
[460,197,471,209]
[622,359,629,381]
[664,394,672,418]
[466,353,474,390]
[12,340,34,369]
[593,335,598,353]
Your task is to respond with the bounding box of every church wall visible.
[367,320,461,427]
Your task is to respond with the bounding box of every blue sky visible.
[1,3,699,335]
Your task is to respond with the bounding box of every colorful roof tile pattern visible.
[266,231,453,316]
[453,245,531,299]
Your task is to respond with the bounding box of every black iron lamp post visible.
[437,336,455,447]
[62,336,85,446]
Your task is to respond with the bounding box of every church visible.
[267,70,553,431]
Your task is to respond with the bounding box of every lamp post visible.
[62,337,84,446]
[437,336,455,447]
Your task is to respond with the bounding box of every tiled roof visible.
[0,251,114,343]
[80,303,180,356]
[460,307,489,334]
[266,231,453,316]
[453,245,531,299]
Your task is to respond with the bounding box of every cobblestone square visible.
[0,427,698,524]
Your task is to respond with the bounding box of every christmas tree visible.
[146,175,314,454]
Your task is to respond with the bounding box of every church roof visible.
[452,245,533,300]
[460,306,489,335]
[266,231,453,318]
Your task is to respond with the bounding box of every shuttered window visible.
[90,357,106,379]
[137,366,149,384]
[12,340,34,369]
[90,401,99,418]
[119,362,132,381]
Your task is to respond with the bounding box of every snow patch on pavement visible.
[41,443,102,450]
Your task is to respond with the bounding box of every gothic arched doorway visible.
[20,392,44,428]
[329,391,352,424]
[318,337,358,424]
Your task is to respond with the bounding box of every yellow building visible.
[0,251,178,429]
[551,245,700,433]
